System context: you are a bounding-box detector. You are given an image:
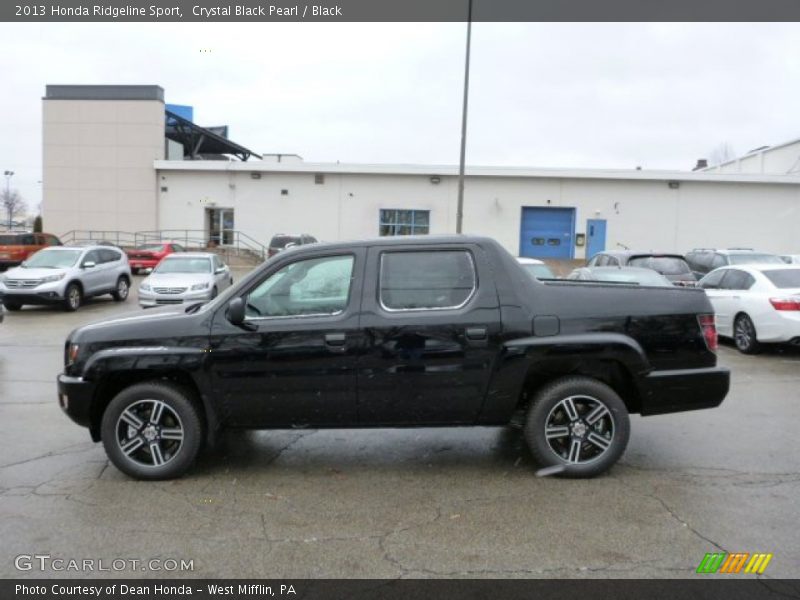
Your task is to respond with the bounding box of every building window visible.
[314,173,325,184]
[379,209,430,236]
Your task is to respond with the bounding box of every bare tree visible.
[1,188,27,229]
[708,142,737,166]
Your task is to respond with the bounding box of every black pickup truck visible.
[58,236,729,480]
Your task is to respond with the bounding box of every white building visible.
[43,85,800,260]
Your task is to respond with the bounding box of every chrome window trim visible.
[378,249,477,313]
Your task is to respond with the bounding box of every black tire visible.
[524,376,630,478]
[63,283,82,312]
[131,267,140,275]
[101,381,203,480]
[734,314,761,354]
[210,286,218,299]
[111,276,130,301]
[3,301,22,311]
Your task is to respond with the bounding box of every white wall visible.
[157,166,800,257]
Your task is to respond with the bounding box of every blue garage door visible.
[519,207,575,259]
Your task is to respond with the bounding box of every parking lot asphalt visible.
[1,273,798,579]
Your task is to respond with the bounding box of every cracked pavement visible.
[1,275,798,579]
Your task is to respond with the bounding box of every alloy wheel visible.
[544,395,615,464]
[115,399,184,468]
[117,278,129,299]
[735,317,754,351]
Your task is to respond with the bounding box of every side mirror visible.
[82,261,96,269]
[215,266,227,274]
[226,297,256,330]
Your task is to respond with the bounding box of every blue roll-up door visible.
[519,207,575,259]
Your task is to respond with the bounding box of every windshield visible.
[763,269,800,289]
[136,244,166,252]
[154,257,211,274]
[629,256,691,275]
[521,263,556,279]
[24,249,82,268]
[593,270,670,286]
[729,253,784,265]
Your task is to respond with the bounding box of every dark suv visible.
[586,251,696,286]
[267,233,318,258]
[684,248,785,279]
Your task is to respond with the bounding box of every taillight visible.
[698,314,718,352]
[769,297,800,311]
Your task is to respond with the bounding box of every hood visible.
[3,266,70,279]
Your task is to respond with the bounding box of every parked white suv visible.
[0,245,131,311]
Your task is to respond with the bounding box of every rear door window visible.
[380,250,476,310]
[720,269,755,290]
[99,249,121,263]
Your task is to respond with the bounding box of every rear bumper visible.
[639,366,730,416]
[57,373,96,430]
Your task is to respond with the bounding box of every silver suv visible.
[0,245,131,312]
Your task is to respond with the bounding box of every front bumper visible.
[57,373,96,431]
[639,366,730,416]
[138,288,214,307]
[0,280,68,305]
[0,290,66,305]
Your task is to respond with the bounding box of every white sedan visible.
[138,253,233,308]
[698,264,800,353]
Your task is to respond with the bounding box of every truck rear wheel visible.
[101,381,203,480]
[524,376,630,478]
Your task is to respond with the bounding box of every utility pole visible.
[455,0,472,234]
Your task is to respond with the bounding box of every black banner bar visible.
[5,0,800,22]
[4,579,800,600]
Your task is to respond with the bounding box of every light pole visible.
[3,170,14,230]
[455,0,473,234]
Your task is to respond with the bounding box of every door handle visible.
[324,333,347,346]
[465,327,488,341]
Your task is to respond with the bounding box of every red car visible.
[126,242,186,274]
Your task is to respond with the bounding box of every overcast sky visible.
[1,22,800,209]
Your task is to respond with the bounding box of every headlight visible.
[41,273,66,284]
[66,343,80,366]
[191,282,210,291]
[140,282,151,291]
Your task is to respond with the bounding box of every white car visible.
[516,257,557,279]
[138,253,233,308]
[698,264,800,353]
[779,254,800,265]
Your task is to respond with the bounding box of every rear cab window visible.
[379,250,477,310]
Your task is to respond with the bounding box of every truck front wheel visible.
[101,381,203,480]
[524,376,630,478]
